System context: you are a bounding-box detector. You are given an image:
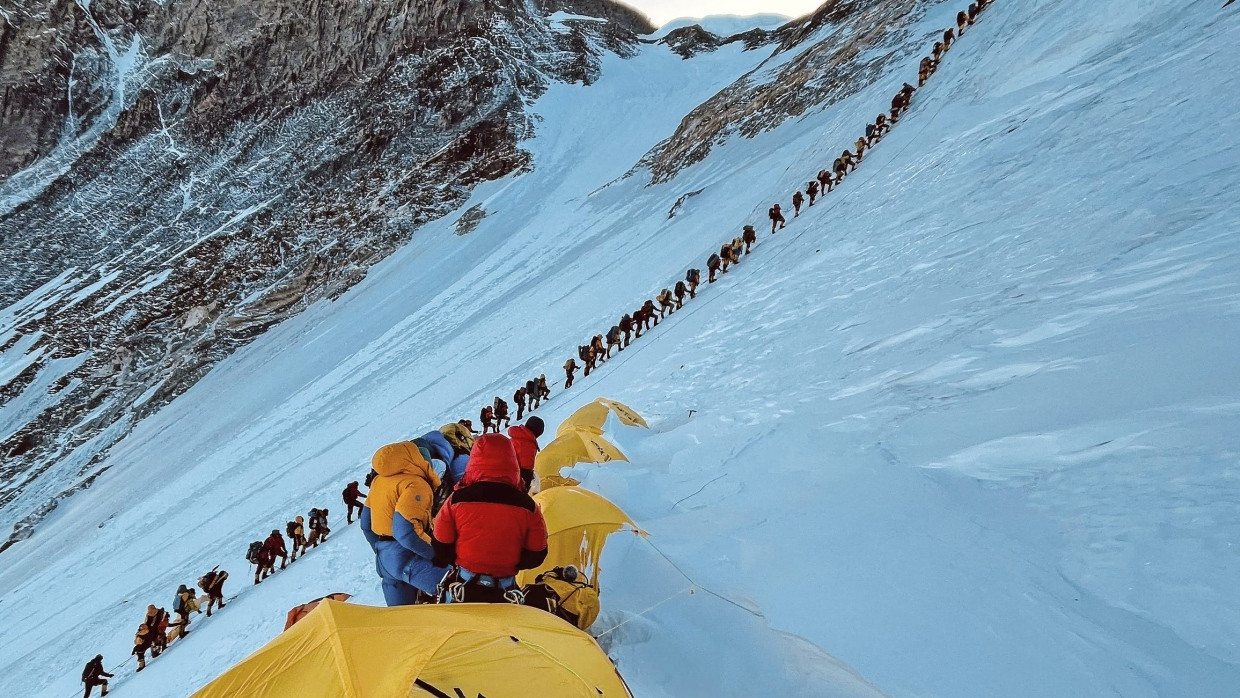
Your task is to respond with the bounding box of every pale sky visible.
[621,0,824,27]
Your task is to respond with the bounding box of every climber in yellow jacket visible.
[361,442,449,605]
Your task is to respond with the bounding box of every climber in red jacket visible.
[432,434,548,603]
[507,416,544,492]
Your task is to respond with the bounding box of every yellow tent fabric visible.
[518,486,644,589]
[595,399,649,429]
[535,430,628,478]
[193,600,631,698]
[556,399,648,437]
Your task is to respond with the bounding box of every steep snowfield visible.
[3,0,1239,696]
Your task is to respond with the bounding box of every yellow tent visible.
[557,398,649,437]
[193,600,631,698]
[535,430,628,478]
[519,486,644,589]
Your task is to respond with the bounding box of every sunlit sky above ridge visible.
[621,1,823,27]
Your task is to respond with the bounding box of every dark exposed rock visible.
[0,0,646,549]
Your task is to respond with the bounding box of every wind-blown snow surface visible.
[3,0,1239,696]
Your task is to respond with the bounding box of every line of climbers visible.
[82,4,995,692]
[481,374,552,435]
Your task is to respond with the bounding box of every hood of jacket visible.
[461,434,523,489]
[372,441,436,484]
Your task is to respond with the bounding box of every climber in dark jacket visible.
[82,655,113,698]
[343,481,365,524]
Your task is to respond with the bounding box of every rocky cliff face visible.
[0,0,651,549]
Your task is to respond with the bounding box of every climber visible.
[514,386,528,419]
[674,280,687,308]
[172,584,195,638]
[658,288,676,316]
[343,481,365,524]
[792,190,805,216]
[82,655,113,698]
[537,374,550,403]
[144,605,168,656]
[875,112,890,136]
[563,357,578,389]
[956,10,968,35]
[686,268,701,297]
[133,623,153,672]
[480,404,495,434]
[287,516,306,560]
[807,179,820,205]
[842,149,857,173]
[264,528,287,575]
[198,567,228,617]
[943,27,954,50]
[967,3,978,24]
[818,168,834,194]
[605,325,621,358]
[643,299,660,327]
[619,313,633,348]
[526,377,540,409]
[742,224,757,254]
[632,306,647,338]
[582,344,597,376]
[855,135,868,161]
[590,334,605,364]
[769,203,787,233]
[932,41,945,67]
[508,416,544,492]
[730,237,745,264]
[362,441,449,605]
[833,156,847,182]
[719,242,734,274]
[307,507,331,547]
[416,423,473,492]
[433,434,549,604]
[707,252,722,282]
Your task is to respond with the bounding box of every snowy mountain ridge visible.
[1,0,1239,696]
[651,13,792,39]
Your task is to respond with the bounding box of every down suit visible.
[432,434,549,580]
[361,442,448,605]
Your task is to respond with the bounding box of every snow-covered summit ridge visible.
[652,13,791,38]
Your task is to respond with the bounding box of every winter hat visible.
[271,529,280,536]
[526,416,545,438]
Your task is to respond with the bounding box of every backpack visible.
[707,254,720,268]
[246,541,263,564]
[687,268,700,283]
[198,571,215,592]
[286,520,298,537]
[526,569,601,630]
[675,281,686,294]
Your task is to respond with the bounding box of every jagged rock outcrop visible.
[0,0,653,550]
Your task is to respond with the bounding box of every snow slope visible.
[3,0,1239,696]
